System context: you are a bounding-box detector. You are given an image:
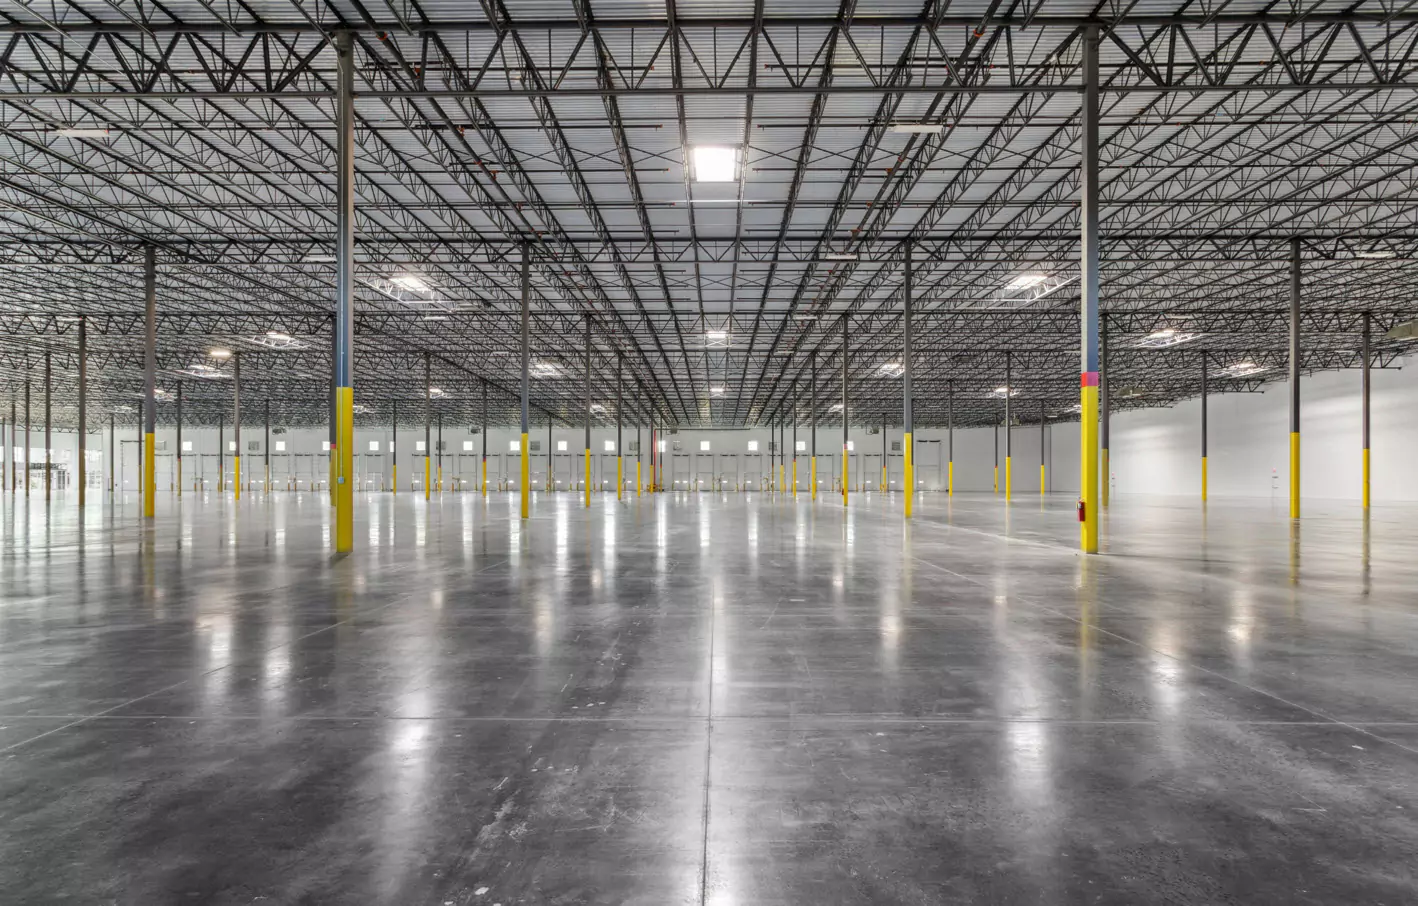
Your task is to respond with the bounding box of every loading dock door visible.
[671,453,692,489]
[915,439,942,491]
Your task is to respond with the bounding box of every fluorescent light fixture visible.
[992,385,1017,397]
[428,387,445,398]
[266,331,291,342]
[209,348,232,359]
[705,329,729,347]
[421,315,449,321]
[391,274,430,292]
[830,403,843,412]
[879,362,904,377]
[1356,248,1397,259]
[709,386,725,396]
[824,252,859,261]
[1135,327,1200,349]
[890,123,945,134]
[176,364,229,379]
[531,361,559,377]
[1220,360,1268,378]
[1005,273,1048,291]
[692,146,738,182]
[55,128,111,138]
[591,403,606,414]
[353,404,371,415]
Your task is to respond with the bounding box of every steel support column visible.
[1078,23,1102,553]
[437,411,443,494]
[481,381,487,497]
[143,244,156,518]
[233,351,241,500]
[1289,237,1301,520]
[424,352,432,501]
[392,400,398,493]
[1040,401,1047,495]
[1004,352,1012,501]
[175,381,182,496]
[44,352,51,501]
[24,379,30,498]
[947,382,954,496]
[264,399,270,495]
[616,354,623,500]
[903,242,913,516]
[520,243,530,518]
[333,27,356,551]
[1200,355,1208,502]
[1100,317,1110,508]
[791,383,798,497]
[1362,312,1371,509]
[78,318,86,507]
[810,353,817,501]
[583,315,592,508]
[841,316,849,507]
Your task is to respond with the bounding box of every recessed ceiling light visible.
[692,146,738,183]
[391,274,430,292]
[1005,274,1048,291]
[889,123,944,134]
[209,348,231,359]
[709,386,725,395]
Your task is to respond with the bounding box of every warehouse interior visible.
[3,1,1418,902]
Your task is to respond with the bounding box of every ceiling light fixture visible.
[709,386,725,396]
[824,252,859,261]
[879,362,904,377]
[421,315,449,321]
[830,403,843,412]
[1356,248,1397,259]
[692,146,738,182]
[55,128,111,138]
[428,387,445,398]
[391,274,430,293]
[1005,274,1048,291]
[209,348,232,359]
[889,123,945,135]
[591,403,606,413]
[1220,360,1268,378]
[1135,327,1200,349]
[531,361,559,377]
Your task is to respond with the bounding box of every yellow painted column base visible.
[1080,383,1100,553]
[948,461,953,496]
[636,461,641,497]
[482,459,487,497]
[993,466,998,494]
[811,458,817,501]
[335,388,354,552]
[584,449,591,508]
[1005,456,1012,501]
[1290,431,1301,519]
[177,459,182,499]
[393,464,398,494]
[425,459,431,501]
[618,457,623,500]
[143,432,155,518]
[1040,464,1046,495]
[519,434,529,518]
[1200,456,1207,502]
[234,455,241,500]
[841,452,848,507]
[903,432,913,518]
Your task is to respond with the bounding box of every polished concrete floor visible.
[2,488,1418,904]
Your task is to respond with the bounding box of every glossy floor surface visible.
[2,489,1418,904]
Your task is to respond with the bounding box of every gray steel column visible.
[520,243,530,517]
[8,399,13,493]
[1100,315,1110,508]
[437,409,442,491]
[481,379,487,477]
[1201,354,1208,501]
[616,353,623,498]
[1079,22,1102,553]
[392,399,398,489]
[24,377,30,498]
[333,26,355,550]
[1362,311,1371,509]
[143,243,156,518]
[44,351,51,501]
[138,400,144,495]
[425,351,432,500]
[217,414,222,491]
[233,351,241,498]
[1004,351,1011,500]
[1289,236,1301,519]
[78,317,87,507]
[947,380,954,494]
[175,380,182,497]
[903,241,913,513]
[841,315,849,504]
[108,413,114,494]
[264,398,270,494]
[584,314,592,506]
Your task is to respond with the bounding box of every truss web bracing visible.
[0,0,1416,432]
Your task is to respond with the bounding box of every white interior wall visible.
[1109,349,1418,501]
